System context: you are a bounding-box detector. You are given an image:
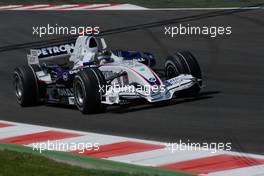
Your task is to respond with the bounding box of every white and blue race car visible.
[13,36,203,114]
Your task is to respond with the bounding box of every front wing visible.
[102,74,200,104]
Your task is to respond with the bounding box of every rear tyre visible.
[30,64,46,101]
[165,51,202,96]
[73,68,106,114]
[13,65,43,106]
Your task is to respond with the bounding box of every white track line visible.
[26,134,127,152]
[0,120,165,146]
[0,125,49,139]
[38,5,84,10]
[109,148,222,166]
[0,4,147,10]
[207,164,264,176]
[97,4,147,10]
[0,5,22,10]
[0,5,263,10]
[1,120,264,158]
[9,5,51,10]
[62,4,108,10]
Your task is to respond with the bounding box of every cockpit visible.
[70,36,123,68]
[88,37,98,48]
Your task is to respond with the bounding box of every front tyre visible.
[165,51,202,96]
[73,68,106,114]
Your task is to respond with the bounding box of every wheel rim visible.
[14,73,23,100]
[166,64,178,79]
[75,81,84,106]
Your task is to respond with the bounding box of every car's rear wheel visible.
[165,51,202,96]
[13,65,45,106]
[73,68,106,114]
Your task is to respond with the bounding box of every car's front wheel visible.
[165,51,202,96]
[73,68,106,114]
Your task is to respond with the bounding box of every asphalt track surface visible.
[0,10,263,155]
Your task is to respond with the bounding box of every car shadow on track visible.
[43,91,220,114]
[45,103,78,110]
[107,90,220,114]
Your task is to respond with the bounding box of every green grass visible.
[0,143,196,176]
[0,150,146,176]
[0,0,264,8]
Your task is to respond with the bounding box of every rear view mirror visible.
[101,38,107,50]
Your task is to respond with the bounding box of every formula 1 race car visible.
[13,36,203,114]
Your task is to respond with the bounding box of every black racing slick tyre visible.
[13,65,44,106]
[73,68,106,114]
[165,51,202,96]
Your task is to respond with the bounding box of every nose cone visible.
[133,64,161,86]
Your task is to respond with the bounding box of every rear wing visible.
[27,42,75,65]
